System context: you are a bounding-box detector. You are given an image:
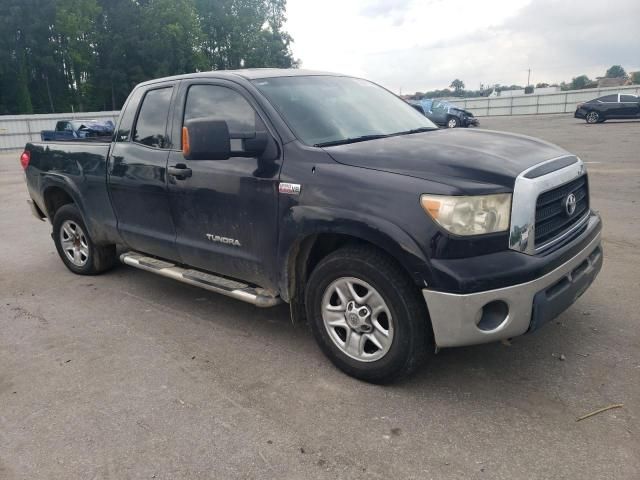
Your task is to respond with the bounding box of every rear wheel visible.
[585,111,600,124]
[447,116,459,128]
[53,204,117,275]
[305,246,430,383]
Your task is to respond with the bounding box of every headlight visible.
[420,193,511,236]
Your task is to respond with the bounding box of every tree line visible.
[0,0,297,115]
[408,65,640,100]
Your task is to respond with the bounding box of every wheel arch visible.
[279,207,430,305]
[41,177,93,235]
[43,182,79,220]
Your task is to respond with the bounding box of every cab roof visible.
[137,68,343,87]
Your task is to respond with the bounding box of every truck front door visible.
[429,100,448,125]
[108,84,179,261]
[166,81,282,289]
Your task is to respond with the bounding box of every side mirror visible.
[243,131,269,156]
[183,118,271,160]
[183,119,231,160]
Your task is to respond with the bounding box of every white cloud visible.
[285,0,640,93]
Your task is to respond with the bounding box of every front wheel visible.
[446,116,459,128]
[305,246,430,383]
[585,111,600,124]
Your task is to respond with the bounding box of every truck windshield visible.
[253,76,437,147]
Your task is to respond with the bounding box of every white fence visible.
[0,111,120,151]
[447,85,640,117]
[1,84,639,150]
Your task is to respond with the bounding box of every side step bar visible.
[120,252,282,308]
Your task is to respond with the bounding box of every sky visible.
[285,0,640,94]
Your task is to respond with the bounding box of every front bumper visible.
[465,117,479,127]
[423,229,602,347]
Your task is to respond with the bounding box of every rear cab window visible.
[133,87,174,148]
[116,88,144,142]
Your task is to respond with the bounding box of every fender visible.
[39,173,121,245]
[278,205,433,301]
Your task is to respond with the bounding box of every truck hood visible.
[322,128,570,191]
[450,106,475,117]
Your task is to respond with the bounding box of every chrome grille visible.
[535,175,589,247]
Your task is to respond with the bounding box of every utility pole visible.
[527,69,531,86]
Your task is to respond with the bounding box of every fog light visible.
[476,300,509,331]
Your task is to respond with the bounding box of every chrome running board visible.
[120,251,282,308]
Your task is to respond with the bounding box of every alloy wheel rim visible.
[60,220,89,267]
[587,112,598,123]
[448,118,457,128]
[321,277,394,362]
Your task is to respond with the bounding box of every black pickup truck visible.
[21,69,603,383]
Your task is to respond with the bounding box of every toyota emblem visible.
[564,193,577,216]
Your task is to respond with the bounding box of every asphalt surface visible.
[1,114,639,479]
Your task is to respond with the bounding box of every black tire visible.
[305,245,431,383]
[52,204,117,275]
[446,116,459,128]
[585,111,600,124]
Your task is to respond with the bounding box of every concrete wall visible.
[447,85,640,117]
[0,111,120,151]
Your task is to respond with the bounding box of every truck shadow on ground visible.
[111,262,596,401]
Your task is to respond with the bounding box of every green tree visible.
[195,0,296,70]
[605,65,627,78]
[449,79,465,94]
[0,0,299,114]
[139,0,205,78]
[55,0,102,111]
[570,75,591,90]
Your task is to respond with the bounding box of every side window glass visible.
[621,95,637,102]
[133,87,173,148]
[183,85,256,138]
[598,95,618,102]
[116,88,144,142]
[56,122,66,132]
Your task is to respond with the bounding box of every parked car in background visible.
[409,99,479,128]
[574,93,640,124]
[41,119,115,141]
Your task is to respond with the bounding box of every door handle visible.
[167,164,192,179]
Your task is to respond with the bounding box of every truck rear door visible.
[165,80,282,289]
[107,83,179,261]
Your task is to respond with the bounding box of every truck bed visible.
[24,141,119,245]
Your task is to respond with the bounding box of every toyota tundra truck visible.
[21,69,603,383]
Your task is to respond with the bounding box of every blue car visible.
[41,120,115,141]
[408,99,479,128]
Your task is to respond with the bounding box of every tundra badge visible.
[206,234,241,247]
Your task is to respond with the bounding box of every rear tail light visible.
[20,150,31,170]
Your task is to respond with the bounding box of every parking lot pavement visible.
[1,114,639,479]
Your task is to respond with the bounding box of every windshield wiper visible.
[391,127,437,136]
[314,134,390,148]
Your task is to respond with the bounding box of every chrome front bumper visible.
[423,229,602,348]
